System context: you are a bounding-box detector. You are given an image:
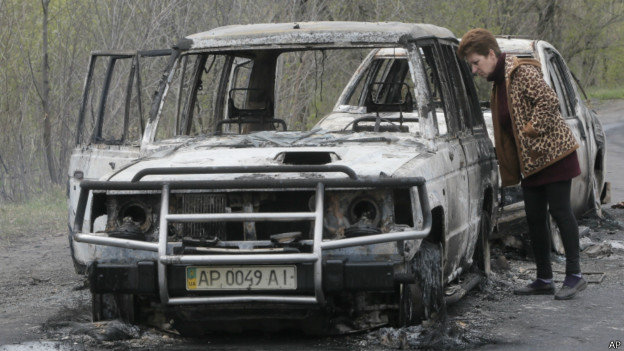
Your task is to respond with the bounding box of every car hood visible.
[107,130,433,182]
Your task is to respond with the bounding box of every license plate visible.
[186,266,297,290]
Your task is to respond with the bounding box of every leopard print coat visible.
[490,55,579,187]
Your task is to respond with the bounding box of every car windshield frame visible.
[146,42,435,143]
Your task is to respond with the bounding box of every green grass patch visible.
[0,185,67,243]
[586,87,624,100]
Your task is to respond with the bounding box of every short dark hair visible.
[457,28,501,58]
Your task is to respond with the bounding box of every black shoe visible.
[513,279,555,295]
[555,276,587,300]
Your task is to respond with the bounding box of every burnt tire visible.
[398,282,425,327]
[397,240,444,326]
[92,293,117,321]
[473,209,491,276]
[92,293,138,323]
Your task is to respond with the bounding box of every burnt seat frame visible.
[351,82,418,132]
[215,88,287,135]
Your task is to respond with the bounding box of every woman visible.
[457,28,586,300]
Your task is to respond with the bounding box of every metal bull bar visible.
[73,165,431,307]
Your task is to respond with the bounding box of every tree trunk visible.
[41,0,59,184]
[536,0,561,45]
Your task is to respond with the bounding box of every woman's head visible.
[457,28,501,58]
[458,28,501,78]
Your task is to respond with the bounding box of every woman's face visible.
[466,49,498,78]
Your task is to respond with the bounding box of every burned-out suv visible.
[68,22,497,334]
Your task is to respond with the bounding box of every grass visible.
[0,185,67,244]
[586,86,624,100]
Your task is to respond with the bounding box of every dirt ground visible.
[1,100,623,351]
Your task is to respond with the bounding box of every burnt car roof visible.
[496,37,539,56]
[179,21,455,50]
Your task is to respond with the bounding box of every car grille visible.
[178,194,227,240]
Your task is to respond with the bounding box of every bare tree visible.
[40,0,59,183]
[0,0,622,203]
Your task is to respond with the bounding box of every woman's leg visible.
[546,180,581,275]
[522,185,553,279]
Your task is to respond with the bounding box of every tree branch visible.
[26,51,44,104]
[0,153,9,174]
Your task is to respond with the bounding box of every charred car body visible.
[68,22,497,333]
[487,38,609,246]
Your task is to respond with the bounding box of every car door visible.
[438,41,496,265]
[68,50,170,231]
[539,46,592,215]
[416,40,472,280]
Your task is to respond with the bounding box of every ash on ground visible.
[36,302,177,351]
[353,206,624,350]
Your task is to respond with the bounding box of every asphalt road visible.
[446,99,624,351]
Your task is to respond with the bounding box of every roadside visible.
[0,228,88,345]
[0,187,87,346]
[590,99,624,126]
[444,207,624,351]
[596,99,624,203]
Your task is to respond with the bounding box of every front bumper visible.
[74,165,432,307]
[89,259,406,297]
